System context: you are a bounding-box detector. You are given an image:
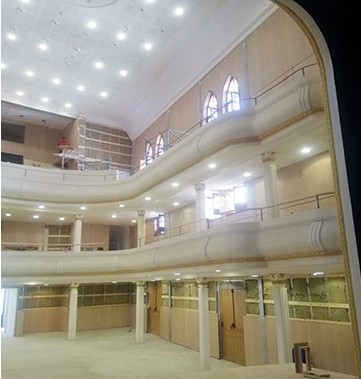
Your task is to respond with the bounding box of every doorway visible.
[148,282,162,336]
[219,283,246,365]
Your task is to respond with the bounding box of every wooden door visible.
[219,287,246,365]
[148,282,162,336]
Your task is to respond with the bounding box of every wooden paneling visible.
[81,223,109,250]
[22,307,68,334]
[160,307,170,341]
[2,221,45,246]
[77,304,131,331]
[148,282,162,336]
[220,288,246,365]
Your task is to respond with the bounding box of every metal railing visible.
[1,242,106,252]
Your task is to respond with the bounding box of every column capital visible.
[196,278,209,287]
[74,214,83,221]
[195,183,206,192]
[70,284,79,289]
[137,210,145,217]
[270,273,287,284]
[136,281,146,287]
[261,151,276,163]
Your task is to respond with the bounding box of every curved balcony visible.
[1,75,323,204]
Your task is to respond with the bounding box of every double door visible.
[219,286,246,365]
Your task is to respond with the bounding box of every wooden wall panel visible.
[77,304,132,331]
[160,307,170,341]
[22,307,68,334]
[2,221,45,246]
[170,309,219,358]
[81,223,109,250]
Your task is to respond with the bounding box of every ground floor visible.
[1,327,357,379]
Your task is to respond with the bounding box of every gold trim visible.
[273,1,361,373]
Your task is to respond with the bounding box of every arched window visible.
[223,75,240,113]
[203,92,218,125]
[156,133,165,157]
[145,142,153,165]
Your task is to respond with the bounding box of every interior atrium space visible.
[1,0,361,378]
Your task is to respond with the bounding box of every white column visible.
[3,288,19,337]
[135,281,145,343]
[72,214,83,252]
[261,152,279,220]
[137,210,145,247]
[68,284,79,340]
[271,274,292,363]
[195,183,206,231]
[197,278,211,370]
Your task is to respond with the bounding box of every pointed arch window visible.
[145,142,153,165]
[223,75,240,113]
[156,133,165,157]
[203,92,218,125]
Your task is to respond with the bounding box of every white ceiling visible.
[1,0,277,139]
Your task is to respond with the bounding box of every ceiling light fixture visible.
[80,206,86,210]
[38,205,45,209]
[172,182,179,187]
[100,92,108,98]
[173,202,179,206]
[16,91,25,96]
[52,78,61,85]
[5,213,12,217]
[41,97,49,103]
[312,271,324,276]
[111,214,117,219]
[38,43,48,51]
[174,272,180,276]
[251,274,259,278]
[33,215,39,219]
[131,219,137,223]
[119,204,125,208]
[59,217,65,221]
[243,172,251,177]
[145,196,151,201]
[64,103,72,109]
[300,146,312,154]
[25,70,34,77]
[116,32,127,40]
[145,0,155,3]
[208,163,216,169]
[175,278,181,281]
[1,63,6,70]
[20,0,30,3]
[7,33,16,41]
[174,7,184,16]
[77,85,85,91]
[94,61,104,69]
[87,20,97,29]
[215,269,221,273]
[143,42,153,51]
[119,69,128,77]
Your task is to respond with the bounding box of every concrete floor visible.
[1,328,358,379]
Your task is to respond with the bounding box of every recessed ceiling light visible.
[77,85,85,92]
[300,146,311,154]
[52,78,61,85]
[111,214,117,219]
[215,269,221,273]
[38,205,45,209]
[64,103,72,109]
[80,206,86,210]
[173,202,179,206]
[175,278,181,281]
[25,70,34,77]
[208,163,216,169]
[143,42,153,51]
[251,274,258,278]
[174,272,180,276]
[59,217,65,221]
[312,271,324,276]
[7,33,16,41]
[243,172,251,177]
[145,196,151,201]
[1,63,6,70]
[41,97,49,103]
[33,215,39,219]
[100,91,108,98]
[150,211,157,216]
[131,219,137,223]
[38,43,48,51]
[116,32,127,40]
[174,7,185,16]
[145,0,155,3]
[16,91,24,96]
[119,204,125,208]
[5,213,12,217]
[87,20,97,29]
[94,61,104,69]
[20,0,30,3]
[112,281,117,284]
[119,69,128,77]
[172,182,179,187]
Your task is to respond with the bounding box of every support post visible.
[68,284,79,340]
[261,152,279,220]
[135,281,145,343]
[72,214,83,252]
[137,210,145,247]
[197,278,211,370]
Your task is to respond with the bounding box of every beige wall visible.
[169,203,196,230]
[81,223,110,250]
[1,221,45,245]
[20,308,68,334]
[2,123,63,167]
[244,315,357,375]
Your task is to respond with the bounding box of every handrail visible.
[2,192,335,253]
[133,62,318,175]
